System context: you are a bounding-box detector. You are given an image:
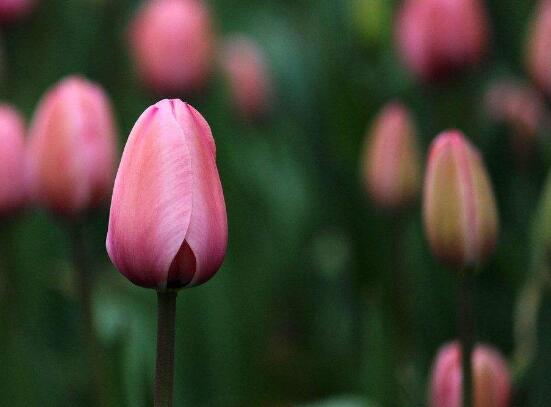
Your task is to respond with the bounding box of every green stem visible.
[459,271,475,407]
[70,222,108,407]
[155,290,178,407]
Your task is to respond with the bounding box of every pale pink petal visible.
[172,102,227,286]
[0,104,27,213]
[106,100,193,289]
[27,78,91,214]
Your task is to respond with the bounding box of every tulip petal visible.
[172,102,227,286]
[107,100,193,289]
[28,79,92,214]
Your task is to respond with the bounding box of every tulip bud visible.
[129,0,214,96]
[361,102,420,209]
[526,0,551,97]
[423,130,498,267]
[27,76,117,216]
[106,99,227,290]
[484,80,547,162]
[0,0,36,23]
[0,104,27,215]
[430,341,511,407]
[220,35,273,121]
[395,0,489,82]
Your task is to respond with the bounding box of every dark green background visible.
[0,0,549,405]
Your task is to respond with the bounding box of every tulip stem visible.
[70,222,108,407]
[155,290,178,407]
[459,271,475,407]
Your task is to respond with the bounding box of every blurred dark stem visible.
[0,219,19,345]
[69,220,108,407]
[459,270,475,407]
[155,290,177,407]
[385,213,412,405]
[390,214,411,360]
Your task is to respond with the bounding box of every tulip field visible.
[1,0,551,406]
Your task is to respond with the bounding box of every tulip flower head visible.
[362,102,420,209]
[484,80,547,162]
[526,0,551,97]
[129,0,214,96]
[27,76,117,216]
[423,130,498,267]
[0,0,36,23]
[0,104,27,215]
[106,99,227,290]
[396,0,489,82]
[430,341,511,407]
[220,35,273,121]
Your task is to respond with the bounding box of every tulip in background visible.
[526,0,551,97]
[423,131,498,268]
[27,75,117,406]
[27,75,117,216]
[129,0,215,96]
[0,0,36,23]
[362,102,420,210]
[220,35,273,121]
[0,104,27,215]
[430,341,511,407]
[106,99,227,406]
[484,80,547,164]
[423,130,499,407]
[395,0,489,82]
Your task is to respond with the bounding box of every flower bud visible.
[395,0,489,82]
[430,341,511,407]
[106,99,227,290]
[0,104,27,215]
[526,0,551,96]
[0,0,36,23]
[423,130,498,267]
[129,0,214,96]
[220,35,273,121]
[484,80,547,162]
[361,102,420,209]
[27,76,117,216]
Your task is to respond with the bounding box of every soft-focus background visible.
[1,0,550,406]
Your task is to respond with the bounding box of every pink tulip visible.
[430,341,511,407]
[0,0,36,23]
[129,0,215,96]
[484,80,547,162]
[526,0,551,96]
[0,104,27,214]
[423,130,498,267]
[395,0,489,82]
[106,99,227,290]
[220,35,273,121]
[361,102,420,209]
[27,76,117,216]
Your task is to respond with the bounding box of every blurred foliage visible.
[0,0,550,406]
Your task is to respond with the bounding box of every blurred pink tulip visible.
[526,0,551,96]
[220,35,273,121]
[423,130,498,267]
[106,99,227,290]
[27,76,117,216]
[0,104,27,215]
[362,102,420,209]
[396,0,489,82]
[485,80,547,162]
[129,0,215,96]
[0,0,35,23]
[430,341,511,407]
